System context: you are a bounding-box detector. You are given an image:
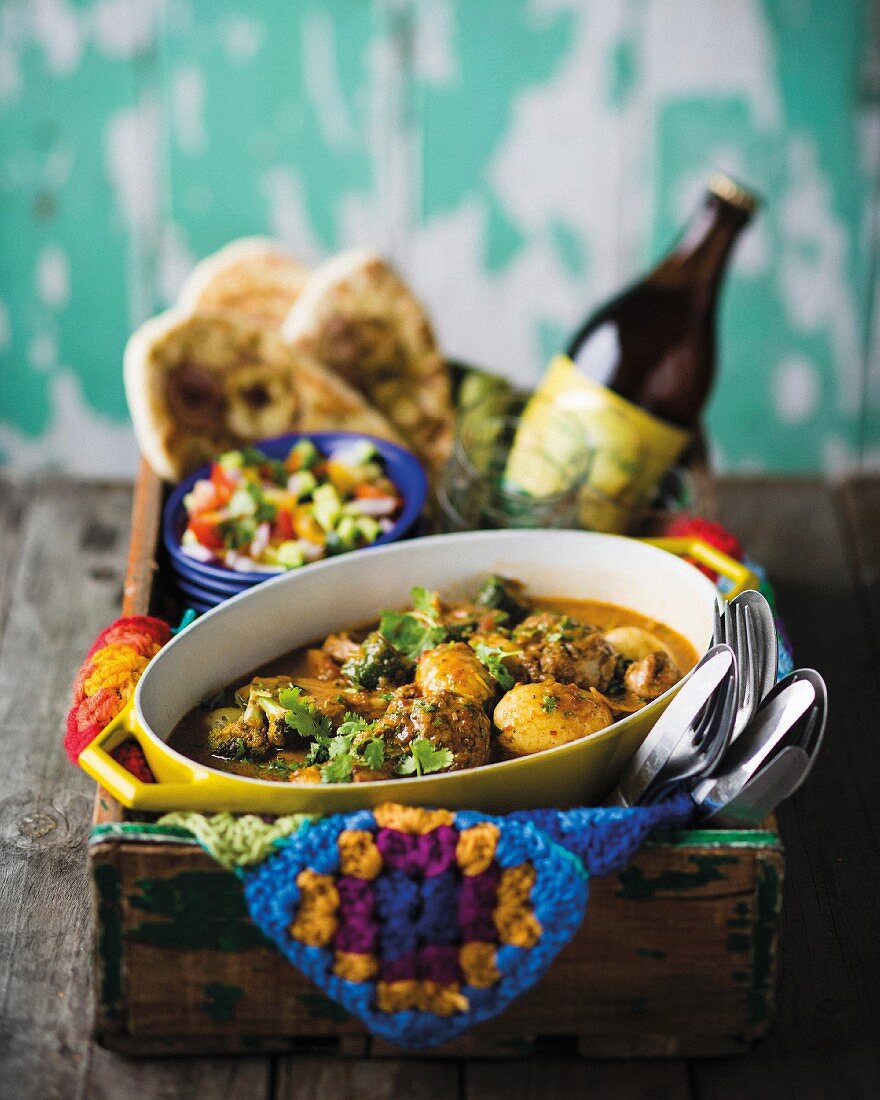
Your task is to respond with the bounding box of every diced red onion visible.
[250,521,271,558]
[345,497,398,517]
[180,543,215,563]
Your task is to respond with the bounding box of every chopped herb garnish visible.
[542,694,558,713]
[378,587,448,660]
[361,737,386,771]
[472,641,522,691]
[396,737,454,777]
[279,687,334,741]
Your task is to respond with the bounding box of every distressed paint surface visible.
[128,871,270,951]
[1,0,877,473]
[616,853,739,899]
[200,981,245,1023]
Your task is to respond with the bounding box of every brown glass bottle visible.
[565,175,758,428]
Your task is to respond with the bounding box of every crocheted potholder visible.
[240,804,589,1049]
[224,795,691,1049]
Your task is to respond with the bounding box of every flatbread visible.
[281,249,454,471]
[178,237,309,327]
[124,308,403,481]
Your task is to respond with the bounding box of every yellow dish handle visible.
[78,697,211,810]
[642,537,760,600]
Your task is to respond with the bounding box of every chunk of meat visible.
[374,685,491,771]
[624,651,680,701]
[322,632,362,663]
[292,676,390,725]
[513,612,617,692]
[303,648,341,680]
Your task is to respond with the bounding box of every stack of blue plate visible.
[163,431,428,613]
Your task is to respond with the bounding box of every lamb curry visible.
[168,576,698,784]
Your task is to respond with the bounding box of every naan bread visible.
[178,237,309,328]
[124,308,402,481]
[281,250,454,471]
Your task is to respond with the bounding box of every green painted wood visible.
[0,3,877,474]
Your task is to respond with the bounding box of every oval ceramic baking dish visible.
[79,530,753,814]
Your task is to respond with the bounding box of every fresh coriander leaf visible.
[396,737,454,777]
[410,586,440,616]
[361,737,385,771]
[541,694,558,713]
[473,642,521,691]
[378,610,445,659]
[262,758,298,778]
[327,733,354,758]
[321,752,354,783]
[280,687,334,741]
[380,691,395,702]
[337,712,374,739]
[396,754,417,776]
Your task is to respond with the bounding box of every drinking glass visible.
[437,390,593,532]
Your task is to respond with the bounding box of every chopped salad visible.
[180,440,404,572]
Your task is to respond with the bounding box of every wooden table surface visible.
[1,475,879,1100]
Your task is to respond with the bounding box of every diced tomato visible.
[273,508,294,541]
[188,518,224,551]
[187,478,219,517]
[209,462,236,505]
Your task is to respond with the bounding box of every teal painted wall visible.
[0,0,878,474]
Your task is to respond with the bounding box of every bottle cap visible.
[708,174,760,214]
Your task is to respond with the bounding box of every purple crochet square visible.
[334,875,377,955]
[459,863,501,943]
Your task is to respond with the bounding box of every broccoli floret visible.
[341,631,414,691]
[207,717,273,761]
[208,684,292,760]
[474,575,530,625]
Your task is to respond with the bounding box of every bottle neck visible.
[649,196,750,298]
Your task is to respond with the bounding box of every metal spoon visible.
[693,672,818,815]
[700,745,811,826]
[608,645,735,808]
[641,660,738,804]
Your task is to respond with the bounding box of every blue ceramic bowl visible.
[171,572,232,612]
[164,431,428,590]
[169,556,266,597]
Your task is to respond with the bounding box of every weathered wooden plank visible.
[274,1057,461,1100]
[0,480,134,1099]
[691,478,880,1097]
[0,480,24,635]
[464,1058,691,1100]
[83,1048,271,1100]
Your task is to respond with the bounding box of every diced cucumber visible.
[290,440,319,470]
[276,541,306,569]
[287,470,318,500]
[355,516,381,543]
[336,515,359,549]
[312,483,342,531]
[218,450,244,471]
[228,487,257,518]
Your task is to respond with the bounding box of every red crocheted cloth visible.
[65,615,170,779]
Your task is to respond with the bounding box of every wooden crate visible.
[88,460,783,1058]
